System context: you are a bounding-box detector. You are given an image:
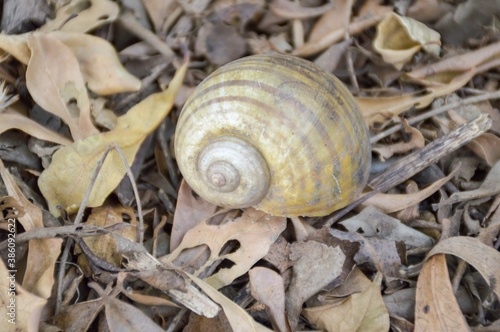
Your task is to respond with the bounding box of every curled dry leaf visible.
[286,241,346,328]
[249,267,290,332]
[340,206,433,248]
[406,41,500,85]
[40,0,119,33]
[38,62,187,216]
[415,254,469,331]
[0,260,47,331]
[303,273,389,332]
[357,69,473,126]
[426,236,500,298]
[435,160,500,207]
[163,208,286,289]
[373,13,441,70]
[365,165,457,214]
[0,159,62,299]
[26,33,99,141]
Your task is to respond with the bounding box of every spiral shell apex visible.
[175,54,371,217]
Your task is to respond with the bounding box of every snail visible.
[174,54,371,217]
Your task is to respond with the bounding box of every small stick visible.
[370,90,500,144]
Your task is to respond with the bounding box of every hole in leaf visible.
[218,239,241,256]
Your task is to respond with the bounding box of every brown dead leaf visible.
[467,133,500,166]
[340,206,433,248]
[51,297,105,331]
[26,33,99,141]
[270,0,334,19]
[406,41,500,85]
[373,119,425,161]
[373,13,441,70]
[357,70,473,126]
[308,0,349,43]
[293,4,390,57]
[41,0,119,33]
[365,166,457,213]
[330,229,403,278]
[426,236,500,298]
[249,267,290,332]
[195,21,247,66]
[163,208,286,289]
[38,61,187,216]
[171,180,218,252]
[76,204,136,275]
[286,241,346,328]
[184,272,273,331]
[435,160,500,207]
[303,273,389,332]
[0,260,47,331]
[0,159,62,298]
[89,282,163,332]
[415,254,469,331]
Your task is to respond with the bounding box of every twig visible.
[321,114,492,227]
[112,142,145,244]
[118,11,174,59]
[370,90,500,144]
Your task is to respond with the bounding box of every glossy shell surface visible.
[175,54,371,216]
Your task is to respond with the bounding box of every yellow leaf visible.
[38,62,187,216]
[26,33,98,141]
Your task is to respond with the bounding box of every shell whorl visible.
[175,54,371,217]
[196,136,270,207]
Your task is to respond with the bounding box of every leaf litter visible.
[0,0,499,331]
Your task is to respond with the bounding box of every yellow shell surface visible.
[175,54,371,217]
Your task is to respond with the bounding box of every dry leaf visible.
[0,109,72,145]
[373,120,425,161]
[406,41,500,84]
[270,0,334,19]
[76,204,136,275]
[286,241,346,328]
[249,267,290,332]
[52,31,141,95]
[40,0,119,33]
[184,272,273,332]
[0,260,47,331]
[26,33,99,141]
[171,180,218,252]
[414,254,469,331]
[426,236,500,298]
[435,160,500,207]
[365,167,456,213]
[0,159,62,298]
[51,298,105,331]
[303,273,389,332]
[330,229,403,278]
[339,206,433,248]
[373,13,441,70]
[163,208,286,289]
[38,62,187,216]
[308,0,349,42]
[358,69,473,126]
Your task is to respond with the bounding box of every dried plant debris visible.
[0,0,499,331]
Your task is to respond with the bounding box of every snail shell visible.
[175,54,371,217]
